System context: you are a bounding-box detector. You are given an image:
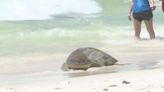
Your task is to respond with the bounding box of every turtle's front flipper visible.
[61,63,69,71]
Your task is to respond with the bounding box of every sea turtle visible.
[62,47,118,71]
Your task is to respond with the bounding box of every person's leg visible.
[133,19,142,40]
[144,18,155,39]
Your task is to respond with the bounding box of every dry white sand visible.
[0,69,164,92]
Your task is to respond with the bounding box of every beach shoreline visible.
[0,0,164,91]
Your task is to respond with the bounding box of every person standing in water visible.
[128,0,156,40]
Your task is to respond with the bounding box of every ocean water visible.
[0,0,164,85]
[0,0,164,56]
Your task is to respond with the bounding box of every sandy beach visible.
[0,68,164,92]
[0,40,164,92]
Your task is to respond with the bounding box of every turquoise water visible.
[0,0,164,56]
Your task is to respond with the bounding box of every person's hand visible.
[151,4,156,11]
[128,13,132,21]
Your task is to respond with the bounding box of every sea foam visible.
[0,0,101,20]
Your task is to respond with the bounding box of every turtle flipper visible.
[61,63,69,71]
